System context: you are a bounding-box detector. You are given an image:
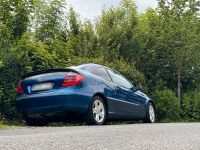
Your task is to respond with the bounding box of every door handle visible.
[117,86,121,91]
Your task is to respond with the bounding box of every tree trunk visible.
[177,67,181,105]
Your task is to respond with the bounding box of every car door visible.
[106,69,139,118]
[128,90,147,118]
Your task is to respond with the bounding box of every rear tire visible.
[144,102,156,123]
[25,118,48,126]
[85,96,107,125]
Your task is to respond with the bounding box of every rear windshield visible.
[76,64,92,71]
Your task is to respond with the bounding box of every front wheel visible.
[85,96,107,125]
[144,103,156,123]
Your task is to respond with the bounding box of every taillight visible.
[17,80,24,94]
[61,73,84,87]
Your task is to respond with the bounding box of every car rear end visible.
[15,69,91,120]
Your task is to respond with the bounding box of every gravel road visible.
[0,123,200,150]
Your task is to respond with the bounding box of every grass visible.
[0,121,18,129]
[0,124,10,129]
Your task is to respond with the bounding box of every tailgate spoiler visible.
[22,68,78,79]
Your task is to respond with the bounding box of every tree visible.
[0,0,33,40]
[134,9,162,92]
[156,0,200,102]
[136,0,200,101]
[33,0,66,42]
[96,0,138,61]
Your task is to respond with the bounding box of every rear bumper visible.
[15,90,91,116]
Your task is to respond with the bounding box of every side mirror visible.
[134,84,142,91]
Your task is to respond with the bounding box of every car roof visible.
[74,63,107,71]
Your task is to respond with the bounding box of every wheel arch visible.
[92,92,108,113]
[146,99,156,118]
[147,99,155,109]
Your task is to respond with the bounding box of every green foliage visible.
[0,0,33,40]
[33,0,66,42]
[0,61,3,68]
[96,0,138,60]
[138,0,200,100]
[152,89,181,122]
[182,91,200,121]
[15,33,59,70]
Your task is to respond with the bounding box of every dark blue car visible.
[16,63,155,125]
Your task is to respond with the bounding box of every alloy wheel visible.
[92,99,105,123]
[149,104,155,123]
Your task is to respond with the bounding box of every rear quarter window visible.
[90,67,111,81]
[107,69,132,89]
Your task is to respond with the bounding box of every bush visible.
[152,89,181,122]
[0,87,3,122]
[182,91,200,121]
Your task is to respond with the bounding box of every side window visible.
[107,69,132,89]
[90,67,111,81]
